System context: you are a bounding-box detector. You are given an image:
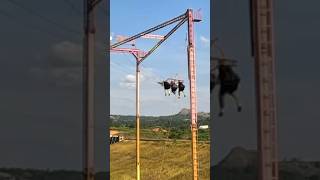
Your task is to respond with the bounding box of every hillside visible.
[213,147,320,180]
[110,108,210,129]
[110,108,210,141]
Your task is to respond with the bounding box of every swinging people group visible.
[158,60,242,116]
[211,62,242,117]
[158,79,186,98]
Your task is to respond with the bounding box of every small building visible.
[152,127,168,133]
[110,129,124,144]
[152,127,161,132]
[199,125,209,130]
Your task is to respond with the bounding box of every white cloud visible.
[29,41,83,87]
[50,41,83,86]
[51,41,82,65]
[124,74,136,83]
[110,32,114,41]
[119,67,162,90]
[200,35,210,47]
[120,74,136,89]
[51,67,81,81]
[140,67,159,81]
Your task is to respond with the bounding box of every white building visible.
[199,125,209,129]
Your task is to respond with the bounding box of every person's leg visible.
[173,89,177,96]
[231,93,242,112]
[219,90,225,117]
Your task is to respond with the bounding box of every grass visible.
[110,127,210,141]
[110,140,210,180]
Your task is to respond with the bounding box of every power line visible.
[0,8,78,42]
[123,53,137,67]
[110,60,133,75]
[98,4,107,16]
[5,0,82,35]
[62,0,82,15]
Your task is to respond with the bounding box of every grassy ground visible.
[110,127,210,141]
[110,140,210,180]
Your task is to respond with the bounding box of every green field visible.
[110,140,210,180]
[110,127,210,141]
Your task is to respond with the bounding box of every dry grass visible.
[110,140,210,180]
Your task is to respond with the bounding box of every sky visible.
[110,0,210,116]
[0,0,108,171]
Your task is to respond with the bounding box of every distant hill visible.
[110,108,210,130]
[213,147,320,180]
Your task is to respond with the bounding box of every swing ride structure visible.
[110,9,202,180]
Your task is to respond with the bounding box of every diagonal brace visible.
[111,12,188,48]
[138,17,187,64]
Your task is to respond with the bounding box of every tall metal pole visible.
[187,9,199,180]
[136,60,141,180]
[83,1,100,180]
[251,0,279,179]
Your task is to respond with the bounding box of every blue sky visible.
[110,0,210,115]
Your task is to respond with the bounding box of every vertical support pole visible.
[136,60,141,180]
[251,0,278,180]
[187,9,199,180]
[83,0,96,180]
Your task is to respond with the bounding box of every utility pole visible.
[251,0,279,179]
[110,47,145,180]
[135,59,141,180]
[83,0,102,180]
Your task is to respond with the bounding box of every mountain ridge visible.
[214,147,320,180]
[110,108,210,117]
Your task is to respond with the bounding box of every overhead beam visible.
[111,12,187,48]
[139,17,187,64]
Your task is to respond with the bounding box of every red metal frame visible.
[187,9,199,179]
[251,0,279,179]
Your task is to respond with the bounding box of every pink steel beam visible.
[141,34,165,40]
[110,47,146,60]
[110,47,144,55]
[187,9,199,180]
[251,0,279,180]
[115,35,136,46]
[111,13,187,48]
[83,0,101,179]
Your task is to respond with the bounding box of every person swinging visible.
[218,64,242,117]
